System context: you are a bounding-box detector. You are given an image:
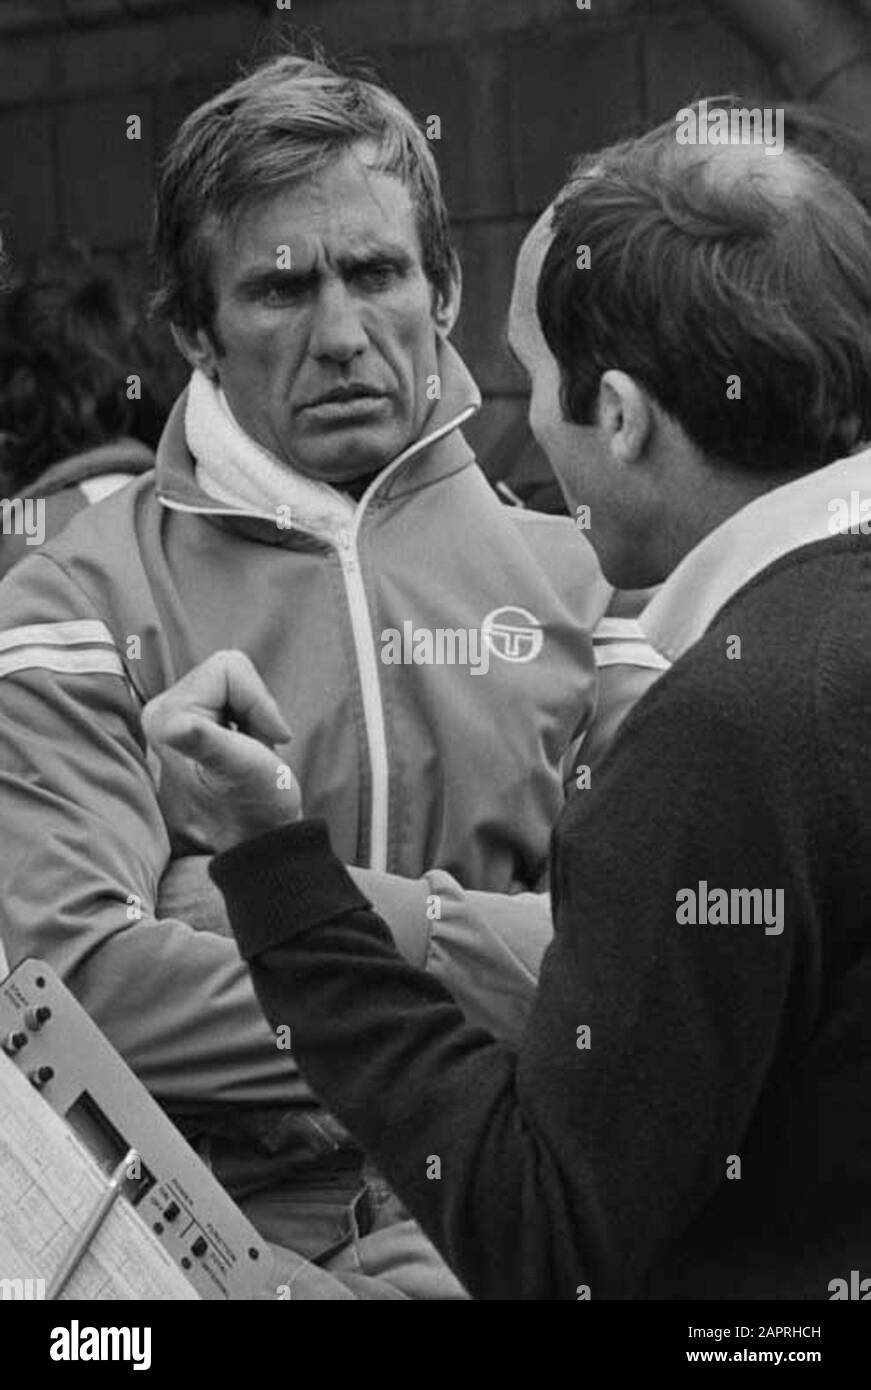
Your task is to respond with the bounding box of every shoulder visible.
[507,506,576,539]
[0,474,161,633]
[39,470,157,568]
[700,536,869,723]
[507,507,612,609]
[600,551,857,812]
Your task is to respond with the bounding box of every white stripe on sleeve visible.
[594,641,671,672]
[0,619,117,654]
[0,646,126,680]
[593,615,670,672]
[0,621,124,679]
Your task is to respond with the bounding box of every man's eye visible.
[354,264,399,290]
[260,280,304,305]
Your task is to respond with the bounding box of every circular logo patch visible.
[482,606,544,663]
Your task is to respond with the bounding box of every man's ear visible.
[432,255,462,339]
[597,370,653,466]
[170,323,221,381]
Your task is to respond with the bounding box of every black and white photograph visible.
[0,0,870,1356]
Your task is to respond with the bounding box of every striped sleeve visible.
[592,617,671,673]
[576,616,671,772]
[0,619,126,680]
[0,553,301,1109]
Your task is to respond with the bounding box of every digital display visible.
[65,1091,156,1205]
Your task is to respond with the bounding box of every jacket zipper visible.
[334,526,390,871]
[342,405,476,871]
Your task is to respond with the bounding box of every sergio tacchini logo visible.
[482,606,544,663]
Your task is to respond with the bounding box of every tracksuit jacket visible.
[0,346,610,1175]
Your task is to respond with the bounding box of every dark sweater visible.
[212,534,871,1300]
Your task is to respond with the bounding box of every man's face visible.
[508,212,650,586]
[508,215,610,519]
[199,144,458,483]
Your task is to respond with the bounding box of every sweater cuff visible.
[209,818,371,960]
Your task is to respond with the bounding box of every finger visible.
[217,651,292,744]
[151,711,265,779]
[144,651,291,746]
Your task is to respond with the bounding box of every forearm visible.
[67,914,306,1109]
[161,854,551,1047]
[351,866,550,1045]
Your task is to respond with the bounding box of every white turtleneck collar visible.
[186,370,356,539]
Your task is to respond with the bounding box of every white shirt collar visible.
[639,446,871,664]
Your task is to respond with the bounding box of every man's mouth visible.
[302,385,388,409]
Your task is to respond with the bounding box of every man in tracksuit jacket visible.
[0,55,610,1294]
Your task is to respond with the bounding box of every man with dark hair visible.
[150,129,871,1298]
[0,53,607,1296]
[585,91,871,764]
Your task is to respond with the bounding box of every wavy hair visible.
[152,50,457,342]
[0,247,163,492]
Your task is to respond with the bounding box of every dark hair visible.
[0,248,163,492]
[537,109,871,474]
[152,51,457,341]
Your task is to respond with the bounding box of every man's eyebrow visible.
[234,246,412,292]
[335,245,413,271]
[234,264,318,292]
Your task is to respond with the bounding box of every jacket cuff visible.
[209,818,371,960]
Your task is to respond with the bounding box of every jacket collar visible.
[15,439,154,499]
[155,341,481,526]
[640,446,871,664]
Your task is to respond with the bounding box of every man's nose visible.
[309,280,368,363]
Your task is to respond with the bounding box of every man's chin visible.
[284,424,413,486]
[585,532,662,591]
